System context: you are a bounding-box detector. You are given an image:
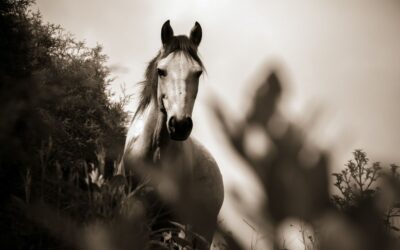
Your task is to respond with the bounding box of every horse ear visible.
[161,20,174,46]
[190,21,202,47]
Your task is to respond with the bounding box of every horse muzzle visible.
[167,116,193,141]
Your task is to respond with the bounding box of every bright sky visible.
[35,0,400,248]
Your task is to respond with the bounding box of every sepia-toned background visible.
[5,0,399,249]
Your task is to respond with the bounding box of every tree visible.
[0,1,129,248]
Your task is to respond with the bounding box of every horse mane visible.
[133,35,205,121]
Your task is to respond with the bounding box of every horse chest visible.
[159,139,195,181]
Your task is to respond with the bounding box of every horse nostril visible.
[168,116,193,140]
[168,116,177,133]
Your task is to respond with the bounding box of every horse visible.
[121,20,224,248]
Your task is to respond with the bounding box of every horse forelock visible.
[132,35,204,122]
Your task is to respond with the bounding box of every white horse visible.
[121,20,224,247]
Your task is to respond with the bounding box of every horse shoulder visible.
[190,138,224,212]
[122,115,151,170]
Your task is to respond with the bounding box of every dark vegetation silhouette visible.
[1,1,400,249]
[0,0,131,248]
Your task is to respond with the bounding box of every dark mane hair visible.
[133,35,204,120]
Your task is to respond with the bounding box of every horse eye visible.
[157,68,167,77]
[194,70,203,78]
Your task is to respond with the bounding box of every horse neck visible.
[142,97,169,162]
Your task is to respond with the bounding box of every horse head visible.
[156,20,204,141]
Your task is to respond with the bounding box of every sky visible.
[34,0,400,248]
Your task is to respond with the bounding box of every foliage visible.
[332,150,400,234]
[332,150,382,210]
[0,0,129,248]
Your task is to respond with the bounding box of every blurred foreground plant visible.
[212,67,400,250]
